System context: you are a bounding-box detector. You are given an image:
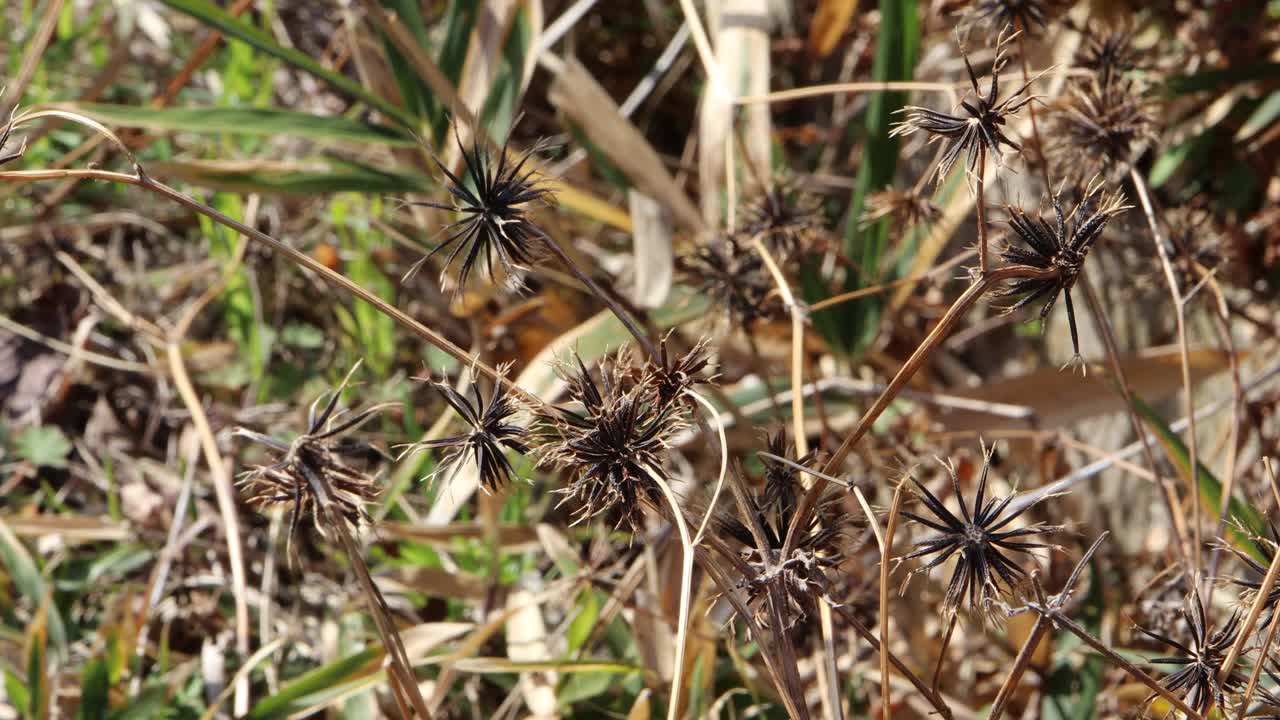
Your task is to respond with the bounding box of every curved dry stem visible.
[686,389,729,546]
[880,482,906,720]
[642,463,695,720]
[749,234,808,455]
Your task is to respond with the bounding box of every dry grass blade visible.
[548,59,704,232]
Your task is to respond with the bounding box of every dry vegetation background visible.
[2,0,1280,718]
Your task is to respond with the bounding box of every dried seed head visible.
[900,446,1059,617]
[1074,24,1143,88]
[636,335,716,410]
[863,187,943,228]
[537,350,687,531]
[681,234,778,331]
[891,28,1039,185]
[1136,588,1248,715]
[234,365,389,554]
[994,181,1130,361]
[969,0,1061,35]
[737,179,824,258]
[1048,78,1154,181]
[403,363,530,493]
[720,433,856,631]
[402,128,553,295]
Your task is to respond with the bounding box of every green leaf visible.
[76,658,110,720]
[1166,62,1280,95]
[61,104,417,145]
[565,589,601,655]
[808,0,918,354]
[150,159,433,195]
[14,426,71,469]
[245,649,381,720]
[1131,394,1268,561]
[151,0,420,129]
[5,669,30,717]
[26,605,48,720]
[0,519,68,655]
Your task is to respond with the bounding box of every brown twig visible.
[880,481,906,720]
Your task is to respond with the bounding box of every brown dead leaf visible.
[807,0,859,60]
[549,59,704,232]
[936,345,1236,432]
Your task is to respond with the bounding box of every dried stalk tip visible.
[1074,24,1143,88]
[537,350,688,532]
[890,26,1037,185]
[901,446,1059,618]
[402,128,554,295]
[405,363,530,494]
[234,365,389,553]
[994,182,1130,360]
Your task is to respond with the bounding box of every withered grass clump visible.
[537,350,689,531]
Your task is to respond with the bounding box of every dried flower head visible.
[1074,24,1142,88]
[404,365,529,493]
[538,351,686,531]
[863,186,942,228]
[682,235,778,330]
[1048,78,1153,181]
[1137,589,1247,715]
[995,182,1130,360]
[969,0,1060,35]
[402,129,553,294]
[891,28,1038,185]
[901,447,1058,616]
[637,336,715,409]
[721,435,852,630]
[737,180,824,258]
[234,364,390,554]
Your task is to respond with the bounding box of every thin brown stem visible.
[538,232,657,360]
[783,265,1057,558]
[988,618,1049,720]
[1235,596,1280,720]
[1078,270,1193,570]
[1016,33,1053,193]
[880,481,905,720]
[931,614,958,699]
[303,465,433,719]
[1219,526,1280,684]
[1053,613,1205,720]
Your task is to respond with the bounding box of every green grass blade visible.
[149,159,433,195]
[0,518,67,656]
[245,649,382,720]
[1131,393,1268,561]
[59,103,416,145]
[807,0,918,353]
[151,0,420,129]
